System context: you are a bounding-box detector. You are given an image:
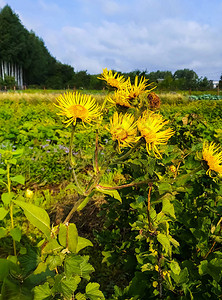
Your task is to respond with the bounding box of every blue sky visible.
[0,0,222,79]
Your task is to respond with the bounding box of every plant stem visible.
[7,163,16,257]
[147,183,153,231]
[68,125,84,194]
[97,179,155,190]
[112,139,143,163]
[68,124,76,166]
[94,129,99,174]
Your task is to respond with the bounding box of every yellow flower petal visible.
[98,68,128,89]
[55,92,101,127]
[137,110,174,158]
[202,141,222,176]
[107,112,140,150]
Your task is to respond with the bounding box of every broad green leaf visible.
[65,255,95,280]
[0,227,7,238]
[0,207,9,220]
[33,262,47,275]
[13,200,51,239]
[0,258,17,281]
[46,255,63,270]
[76,236,93,253]
[10,228,22,242]
[1,192,14,206]
[96,184,122,203]
[1,277,33,300]
[33,282,52,300]
[199,258,222,282]
[162,194,176,218]
[171,267,189,285]
[85,282,105,300]
[170,260,181,275]
[76,293,87,300]
[42,239,63,254]
[60,276,81,299]
[7,158,17,165]
[67,223,78,253]
[77,195,91,211]
[12,148,24,156]
[0,168,6,175]
[158,182,172,195]
[157,233,171,256]
[11,175,25,185]
[141,263,154,272]
[58,223,67,247]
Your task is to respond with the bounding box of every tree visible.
[173,69,198,90]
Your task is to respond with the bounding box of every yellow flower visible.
[137,110,174,159]
[107,112,139,150]
[128,76,149,99]
[202,142,222,176]
[107,89,131,108]
[153,281,158,288]
[55,92,101,127]
[25,189,33,199]
[98,68,128,89]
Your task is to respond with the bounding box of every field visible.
[0,86,222,300]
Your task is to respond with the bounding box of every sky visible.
[0,0,222,79]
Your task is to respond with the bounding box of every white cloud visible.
[0,0,6,8]
[42,16,222,79]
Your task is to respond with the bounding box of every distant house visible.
[212,80,219,88]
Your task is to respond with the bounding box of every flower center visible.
[68,104,89,120]
[112,127,128,141]
[107,78,119,88]
[140,128,156,143]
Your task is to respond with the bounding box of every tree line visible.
[0,5,221,91]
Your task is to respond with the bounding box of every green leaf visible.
[11,175,25,185]
[158,182,172,195]
[60,276,81,299]
[0,227,7,238]
[170,260,181,275]
[0,168,6,175]
[76,237,93,253]
[77,195,91,211]
[13,200,51,239]
[1,277,33,300]
[0,258,17,281]
[1,192,14,206]
[46,255,63,270]
[12,148,24,156]
[42,239,63,254]
[58,223,67,248]
[65,255,95,280]
[10,228,22,242]
[33,282,52,300]
[76,293,87,300]
[199,259,222,282]
[85,282,105,300]
[157,233,171,256]
[67,223,78,253]
[171,267,189,285]
[161,194,176,218]
[0,206,9,220]
[96,184,122,203]
[7,158,17,165]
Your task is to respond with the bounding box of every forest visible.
[0,5,222,91]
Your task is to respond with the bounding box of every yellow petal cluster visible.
[107,89,131,108]
[128,76,149,99]
[137,110,174,158]
[98,68,128,90]
[202,142,222,176]
[107,112,139,150]
[55,92,101,127]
